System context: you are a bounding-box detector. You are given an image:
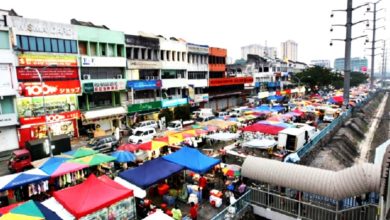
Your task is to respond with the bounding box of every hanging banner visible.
[16,67,79,80]
[92,80,126,92]
[19,110,81,125]
[19,80,81,96]
[18,54,78,67]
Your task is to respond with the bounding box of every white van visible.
[131,120,158,133]
[229,107,248,117]
[128,127,157,144]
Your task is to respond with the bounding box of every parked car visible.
[128,127,157,144]
[195,115,215,123]
[87,135,119,153]
[167,120,195,131]
[216,111,229,120]
[131,120,158,133]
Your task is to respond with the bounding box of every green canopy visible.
[70,153,115,167]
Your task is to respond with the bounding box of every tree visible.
[293,66,343,93]
[174,104,191,120]
[158,108,173,124]
[350,72,368,87]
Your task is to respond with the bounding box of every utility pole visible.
[330,0,369,109]
[343,0,353,108]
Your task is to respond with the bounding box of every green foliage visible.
[174,104,191,120]
[158,108,174,123]
[350,72,368,87]
[293,66,340,93]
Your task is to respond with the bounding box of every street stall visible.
[118,143,139,152]
[114,177,147,199]
[0,200,61,220]
[241,123,286,135]
[42,197,74,220]
[142,210,174,220]
[0,169,49,205]
[62,147,98,159]
[53,174,136,220]
[207,132,239,142]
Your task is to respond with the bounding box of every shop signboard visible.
[194,93,209,103]
[19,80,81,96]
[209,77,253,87]
[18,54,78,67]
[127,101,161,113]
[16,67,79,80]
[187,44,209,54]
[80,56,126,67]
[17,95,78,118]
[126,80,161,90]
[161,98,188,108]
[19,110,80,125]
[93,80,126,92]
[83,83,94,94]
[0,114,18,127]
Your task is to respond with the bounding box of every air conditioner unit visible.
[83,74,91,80]
[117,74,123,79]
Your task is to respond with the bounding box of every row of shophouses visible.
[0,10,307,152]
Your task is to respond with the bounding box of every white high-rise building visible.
[241,44,277,59]
[310,60,331,68]
[281,40,298,61]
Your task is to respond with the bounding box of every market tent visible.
[267,95,284,101]
[0,169,49,191]
[0,200,61,220]
[39,157,88,178]
[41,198,74,220]
[138,141,167,151]
[0,203,23,216]
[292,109,304,116]
[70,153,115,167]
[54,174,133,219]
[201,119,237,129]
[111,151,136,163]
[207,132,239,141]
[257,120,295,128]
[241,123,286,135]
[118,143,139,152]
[62,147,97,158]
[118,157,184,189]
[114,177,147,199]
[243,139,277,149]
[163,146,221,174]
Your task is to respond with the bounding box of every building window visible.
[51,39,58,52]
[107,44,115,56]
[70,40,77,53]
[36,38,45,52]
[78,41,87,55]
[0,30,10,49]
[58,39,65,53]
[100,43,106,56]
[28,37,37,51]
[0,96,14,114]
[44,38,51,52]
[160,50,164,60]
[64,40,71,53]
[117,45,123,57]
[134,48,139,59]
[90,42,97,56]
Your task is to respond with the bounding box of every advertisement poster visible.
[18,54,78,67]
[188,86,195,104]
[16,67,79,80]
[17,95,78,118]
[20,80,81,96]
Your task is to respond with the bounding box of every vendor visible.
[171,204,182,220]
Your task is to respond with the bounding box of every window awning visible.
[83,107,126,120]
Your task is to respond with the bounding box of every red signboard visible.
[20,80,81,96]
[16,67,79,80]
[209,77,253,87]
[19,110,81,125]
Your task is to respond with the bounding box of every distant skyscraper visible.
[281,40,298,61]
[310,60,331,68]
[241,44,277,59]
[334,57,368,72]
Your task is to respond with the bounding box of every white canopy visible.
[114,177,147,199]
[207,132,239,141]
[142,210,174,220]
[243,139,276,149]
[375,139,390,165]
[83,106,126,120]
[42,197,75,220]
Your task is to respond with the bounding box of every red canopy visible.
[54,174,133,218]
[118,143,138,152]
[333,96,344,103]
[241,123,285,135]
[293,109,304,116]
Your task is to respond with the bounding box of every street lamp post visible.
[25,65,56,157]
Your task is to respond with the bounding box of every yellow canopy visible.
[0,213,43,220]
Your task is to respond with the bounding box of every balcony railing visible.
[212,188,380,220]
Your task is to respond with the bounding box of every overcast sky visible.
[2,0,389,70]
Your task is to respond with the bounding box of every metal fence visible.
[296,91,378,158]
[212,188,379,220]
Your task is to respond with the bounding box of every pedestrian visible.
[189,202,198,220]
[172,204,182,220]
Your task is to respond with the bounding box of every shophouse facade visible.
[187,43,209,106]
[0,10,19,151]
[125,34,162,122]
[72,20,127,133]
[10,16,81,147]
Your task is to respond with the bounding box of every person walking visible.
[189,202,198,220]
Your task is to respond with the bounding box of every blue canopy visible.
[39,157,69,175]
[118,157,183,189]
[111,150,136,163]
[267,95,284,101]
[0,169,49,191]
[163,146,221,174]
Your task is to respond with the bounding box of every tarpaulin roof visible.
[0,169,49,191]
[267,95,284,101]
[241,123,286,135]
[53,174,133,218]
[118,157,184,189]
[163,146,220,174]
[39,157,88,178]
[0,200,61,220]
